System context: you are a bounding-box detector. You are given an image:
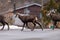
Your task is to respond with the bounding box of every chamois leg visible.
[1,22,5,30]
[35,21,43,31]
[31,22,36,31]
[21,23,25,31]
[5,22,9,30]
[53,21,57,30]
[26,23,30,29]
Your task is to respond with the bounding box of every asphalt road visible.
[0,29,60,40]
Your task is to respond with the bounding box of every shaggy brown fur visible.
[0,15,9,30]
[15,13,43,31]
[47,12,60,28]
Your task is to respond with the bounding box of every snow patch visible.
[0,25,26,29]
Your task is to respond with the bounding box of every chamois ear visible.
[15,13,18,18]
[15,13,20,18]
[46,11,51,16]
[35,17,38,20]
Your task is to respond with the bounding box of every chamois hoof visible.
[8,29,9,30]
[21,29,23,31]
[42,29,43,31]
[0,29,3,31]
[31,29,34,31]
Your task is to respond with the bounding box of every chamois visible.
[15,13,43,31]
[47,11,60,28]
[0,15,9,30]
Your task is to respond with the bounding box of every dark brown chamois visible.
[47,11,60,28]
[0,15,9,30]
[15,13,43,31]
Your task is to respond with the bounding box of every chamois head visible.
[46,10,56,17]
[15,12,20,17]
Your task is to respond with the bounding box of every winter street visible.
[0,25,60,40]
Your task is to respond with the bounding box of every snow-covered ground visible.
[0,25,60,40]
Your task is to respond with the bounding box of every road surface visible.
[0,25,60,40]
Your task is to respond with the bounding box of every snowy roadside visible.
[0,25,25,29]
[0,25,60,40]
